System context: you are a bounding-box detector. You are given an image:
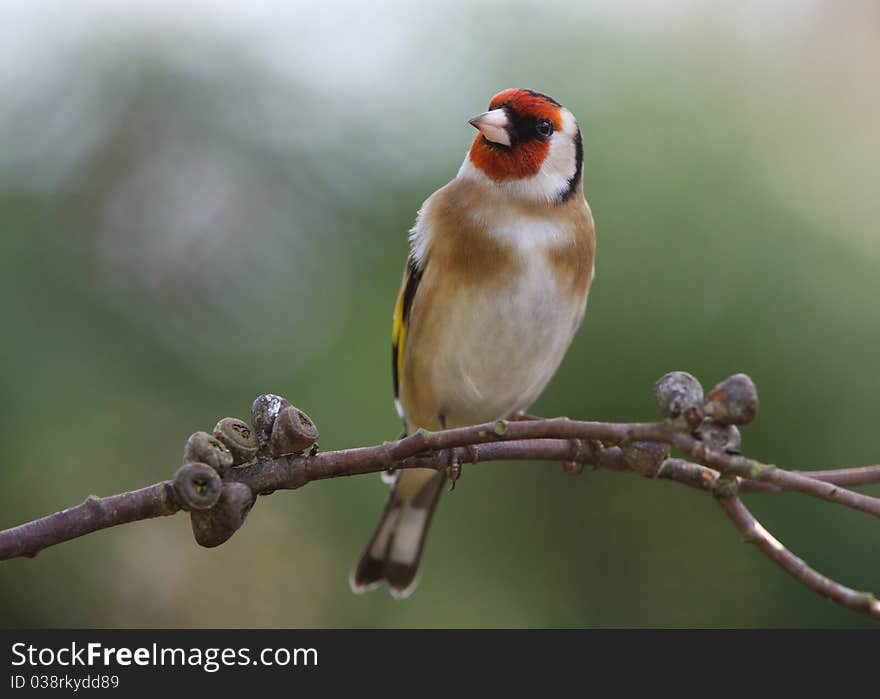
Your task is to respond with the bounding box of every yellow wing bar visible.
[392,256,423,400]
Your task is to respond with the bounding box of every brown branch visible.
[716,495,880,619]
[1,373,880,622]
[0,483,178,560]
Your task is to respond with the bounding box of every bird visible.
[350,88,596,598]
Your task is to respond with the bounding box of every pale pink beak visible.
[468,108,511,147]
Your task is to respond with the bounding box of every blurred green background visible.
[1,0,878,628]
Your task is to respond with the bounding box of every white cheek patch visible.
[549,109,579,177]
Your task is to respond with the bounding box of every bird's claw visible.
[446,448,462,491]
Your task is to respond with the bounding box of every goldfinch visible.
[351,89,596,598]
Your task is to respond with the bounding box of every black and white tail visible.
[350,467,445,598]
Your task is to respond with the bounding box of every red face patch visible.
[468,89,564,182]
[469,138,550,180]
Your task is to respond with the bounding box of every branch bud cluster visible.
[172,393,319,547]
[654,371,758,457]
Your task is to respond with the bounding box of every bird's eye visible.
[536,119,553,138]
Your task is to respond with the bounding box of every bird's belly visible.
[428,266,584,427]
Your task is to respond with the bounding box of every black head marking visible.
[520,89,562,107]
[558,126,583,203]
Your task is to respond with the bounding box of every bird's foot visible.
[446,448,462,491]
